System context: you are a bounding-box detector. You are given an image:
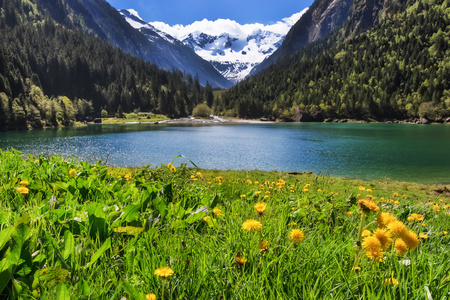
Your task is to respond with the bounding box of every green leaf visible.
[185,210,206,224]
[123,204,141,223]
[86,237,111,269]
[63,230,74,260]
[77,280,90,296]
[122,281,146,300]
[56,283,70,300]
[0,226,14,252]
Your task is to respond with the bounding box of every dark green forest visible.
[215,0,450,121]
[0,0,213,130]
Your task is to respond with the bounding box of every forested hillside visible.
[0,0,213,130]
[217,0,450,121]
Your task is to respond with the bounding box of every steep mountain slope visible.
[0,0,214,130]
[252,0,352,74]
[38,0,232,88]
[216,0,450,121]
[146,10,308,84]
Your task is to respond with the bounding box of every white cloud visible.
[150,8,308,41]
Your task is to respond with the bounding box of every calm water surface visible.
[1,123,449,184]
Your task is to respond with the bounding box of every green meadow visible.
[0,149,449,299]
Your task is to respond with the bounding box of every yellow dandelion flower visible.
[419,233,428,240]
[247,180,252,185]
[254,202,267,214]
[409,213,424,221]
[407,216,415,222]
[377,212,396,229]
[402,195,407,198]
[361,230,372,237]
[289,229,305,244]
[384,278,399,286]
[359,186,366,191]
[352,266,361,272]
[394,238,408,255]
[16,186,29,194]
[69,169,76,176]
[402,230,420,251]
[289,222,297,226]
[303,188,309,192]
[393,193,399,197]
[394,201,400,205]
[240,194,247,198]
[146,293,156,300]
[347,211,353,216]
[254,181,259,184]
[254,190,262,195]
[154,267,174,278]
[203,216,212,222]
[443,231,448,235]
[387,220,408,238]
[264,195,269,199]
[170,166,176,172]
[357,199,379,213]
[367,188,373,193]
[213,208,223,216]
[362,236,384,262]
[242,219,262,231]
[19,180,29,186]
[235,256,247,264]
[259,240,269,252]
[433,204,441,212]
[373,228,392,250]
[167,163,172,168]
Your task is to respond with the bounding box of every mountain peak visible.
[146,8,308,83]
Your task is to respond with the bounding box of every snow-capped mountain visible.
[120,9,308,84]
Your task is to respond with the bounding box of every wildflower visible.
[367,188,373,193]
[357,199,379,213]
[384,278,399,286]
[212,208,223,216]
[254,191,262,195]
[19,180,29,186]
[259,240,269,252]
[289,229,305,244]
[352,266,361,272]
[242,219,262,231]
[393,193,399,197]
[433,204,440,212]
[357,193,361,198]
[264,195,269,199]
[419,233,428,240]
[16,186,29,194]
[361,230,372,237]
[170,166,176,172]
[254,202,267,215]
[373,228,392,249]
[146,293,156,300]
[203,216,212,222]
[167,163,172,168]
[402,195,407,198]
[359,186,366,191]
[387,220,407,238]
[303,188,309,192]
[69,169,76,177]
[443,231,448,235]
[402,230,420,250]
[289,222,297,226]
[362,236,384,262]
[408,213,424,222]
[347,211,353,216]
[394,238,408,255]
[317,189,322,192]
[394,201,400,205]
[247,180,252,185]
[154,267,174,279]
[235,256,247,264]
[240,194,247,198]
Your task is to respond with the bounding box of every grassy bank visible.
[101,113,169,124]
[0,150,449,299]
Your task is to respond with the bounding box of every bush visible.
[192,103,211,118]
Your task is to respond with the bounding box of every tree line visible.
[0,0,214,130]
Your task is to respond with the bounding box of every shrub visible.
[192,103,211,118]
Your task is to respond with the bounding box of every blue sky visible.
[106,0,314,25]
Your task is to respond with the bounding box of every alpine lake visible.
[1,122,450,184]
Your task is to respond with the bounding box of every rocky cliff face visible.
[252,0,406,75]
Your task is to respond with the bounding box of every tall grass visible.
[0,149,449,299]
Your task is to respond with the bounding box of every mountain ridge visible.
[121,9,308,83]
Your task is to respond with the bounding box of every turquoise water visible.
[1,123,449,183]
